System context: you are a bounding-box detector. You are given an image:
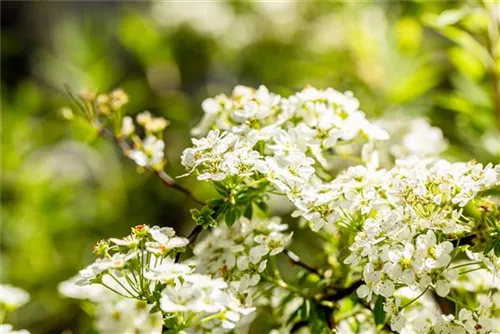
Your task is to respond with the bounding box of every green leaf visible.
[300,300,311,320]
[484,240,494,255]
[310,306,330,334]
[225,206,240,226]
[255,200,268,214]
[448,47,486,80]
[387,67,441,104]
[494,240,500,257]
[478,187,500,197]
[424,16,492,67]
[149,304,160,314]
[286,302,304,325]
[213,182,228,196]
[243,203,253,219]
[191,206,217,228]
[435,8,470,26]
[374,295,386,326]
[190,208,201,221]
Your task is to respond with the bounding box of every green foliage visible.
[374,296,387,328]
[190,206,217,228]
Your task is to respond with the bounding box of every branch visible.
[155,170,205,206]
[322,280,364,302]
[175,225,204,263]
[98,127,205,206]
[98,126,208,263]
[283,249,323,277]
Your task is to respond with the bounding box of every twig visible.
[322,280,364,302]
[283,249,323,277]
[155,170,205,206]
[175,225,204,263]
[98,127,205,206]
[97,125,208,263]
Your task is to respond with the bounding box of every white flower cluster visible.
[193,216,292,300]
[76,225,188,286]
[121,111,169,169]
[182,85,388,184]
[72,224,253,333]
[158,269,254,333]
[66,85,500,332]
[378,117,448,160]
[59,277,162,334]
[67,89,169,170]
[452,268,500,333]
[335,287,439,334]
[299,159,500,332]
[410,305,494,334]
[337,285,498,334]
[390,287,496,334]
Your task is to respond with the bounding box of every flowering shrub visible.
[58,85,500,333]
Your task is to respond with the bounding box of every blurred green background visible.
[1,1,499,333]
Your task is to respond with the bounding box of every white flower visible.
[358,262,394,301]
[145,261,193,282]
[159,274,228,314]
[136,111,153,126]
[386,244,416,285]
[109,235,139,248]
[110,88,129,109]
[129,135,165,168]
[145,226,189,255]
[383,118,448,159]
[0,285,30,310]
[193,217,291,299]
[121,116,135,136]
[383,298,405,332]
[76,251,137,285]
[415,231,453,270]
[434,268,458,297]
[96,299,162,334]
[58,276,113,302]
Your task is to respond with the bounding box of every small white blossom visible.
[0,285,30,310]
[129,135,165,168]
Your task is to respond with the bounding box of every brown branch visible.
[155,170,205,206]
[98,127,205,206]
[321,304,335,330]
[175,225,204,263]
[284,249,323,277]
[322,280,364,302]
[98,126,207,263]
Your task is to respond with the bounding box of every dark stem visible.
[322,280,364,302]
[321,304,335,330]
[155,170,205,206]
[283,249,323,277]
[98,127,205,206]
[175,225,204,263]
